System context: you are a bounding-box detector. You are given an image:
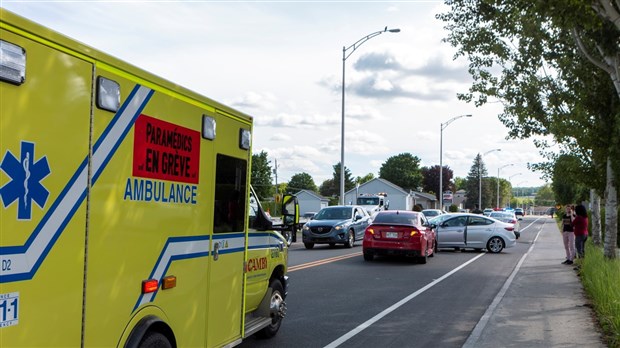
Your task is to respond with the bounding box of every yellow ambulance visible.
[0,9,294,347]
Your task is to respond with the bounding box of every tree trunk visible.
[591,189,602,246]
[604,157,618,259]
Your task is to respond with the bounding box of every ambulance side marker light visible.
[142,279,159,294]
[96,76,120,112]
[202,115,216,140]
[162,275,177,290]
[239,129,251,150]
[0,40,26,85]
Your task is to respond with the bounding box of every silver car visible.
[489,211,522,239]
[432,213,517,253]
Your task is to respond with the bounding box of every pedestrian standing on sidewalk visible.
[561,205,576,265]
[572,204,589,259]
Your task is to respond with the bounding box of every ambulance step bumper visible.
[244,316,273,337]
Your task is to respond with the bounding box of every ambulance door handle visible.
[213,242,220,261]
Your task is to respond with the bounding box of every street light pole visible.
[340,27,400,205]
[479,148,501,210]
[439,114,473,210]
[497,163,514,208]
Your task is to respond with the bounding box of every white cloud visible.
[2,2,550,189]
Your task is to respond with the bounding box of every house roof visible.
[345,177,409,195]
[412,191,437,201]
[294,189,329,201]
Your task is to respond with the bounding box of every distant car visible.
[302,205,370,249]
[489,211,521,239]
[302,212,317,220]
[362,211,436,264]
[433,213,517,253]
[483,208,494,216]
[514,208,525,216]
[422,209,444,218]
[428,213,454,226]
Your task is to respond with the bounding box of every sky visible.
[2,1,550,191]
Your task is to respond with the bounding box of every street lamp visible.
[340,27,400,205]
[439,114,472,209]
[507,173,522,208]
[479,148,501,210]
[497,163,514,208]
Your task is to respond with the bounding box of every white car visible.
[432,213,517,253]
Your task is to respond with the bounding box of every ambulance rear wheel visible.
[139,331,172,348]
[257,279,286,338]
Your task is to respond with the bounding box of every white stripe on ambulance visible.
[0,85,153,282]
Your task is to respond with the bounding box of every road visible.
[240,216,547,348]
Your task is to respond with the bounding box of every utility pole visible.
[273,159,279,216]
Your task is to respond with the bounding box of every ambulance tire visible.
[139,331,172,348]
[257,279,285,339]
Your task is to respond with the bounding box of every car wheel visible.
[344,230,355,248]
[139,331,172,348]
[486,237,505,253]
[363,252,374,261]
[256,279,286,338]
[304,242,314,249]
[418,249,428,264]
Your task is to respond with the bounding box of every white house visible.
[343,178,409,210]
[294,189,329,215]
[411,191,438,210]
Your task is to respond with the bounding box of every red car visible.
[362,211,436,264]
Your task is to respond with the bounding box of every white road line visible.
[324,252,487,348]
[462,218,546,348]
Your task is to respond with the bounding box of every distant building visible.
[411,191,438,210]
[294,189,329,215]
[454,189,467,208]
[343,178,437,211]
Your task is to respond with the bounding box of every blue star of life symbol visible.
[1,141,51,220]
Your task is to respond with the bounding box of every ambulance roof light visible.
[0,40,26,85]
[96,76,120,112]
[202,115,216,140]
[239,129,251,150]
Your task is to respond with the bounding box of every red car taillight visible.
[504,226,514,231]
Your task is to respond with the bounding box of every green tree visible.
[437,0,618,258]
[535,184,555,207]
[319,178,339,206]
[552,155,589,205]
[421,165,454,199]
[286,172,318,194]
[319,163,354,204]
[453,177,466,191]
[251,151,273,199]
[379,153,423,192]
[464,154,489,209]
[355,173,375,185]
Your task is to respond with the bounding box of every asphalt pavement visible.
[463,216,606,348]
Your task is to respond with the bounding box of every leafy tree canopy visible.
[421,165,454,199]
[379,153,424,191]
[286,172,318,194]
[251,151,273,199]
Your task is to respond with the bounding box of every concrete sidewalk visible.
[463,217,606,348]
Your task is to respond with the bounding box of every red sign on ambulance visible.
[133,114,200,184]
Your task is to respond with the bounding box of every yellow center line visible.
[288,252,362,272]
